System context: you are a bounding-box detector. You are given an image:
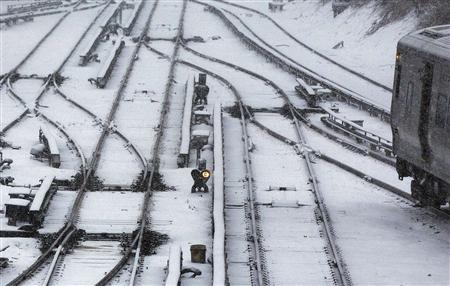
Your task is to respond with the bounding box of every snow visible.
[29,175,54,211]
[0,237,41,285]
[165,245,182,286]
[222,115,251,285]
[1,0,448,284]
[316,159,450,285]
[253,112,410,192]
[76,191,143,233]
[1,116,79,185]
[212,102,225,285]
[183,1,302,108]
[5,197,29,206]
[0,13,63,74]
[40,190,77,233]
[95,132,142,186]
[50,240,124,285]
[18,6,103,75]
[180,76,194,155]
[39,125,59,155]
[224,0,417,88]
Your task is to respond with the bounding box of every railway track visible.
[181,44,394,165]
[148,43,350,284]
[192,0,392,121]
[152,41,449,285]
[0,0,106,78]
[209,0,392,92]
[3,0,154,284]
[94,0,188,285]
[179,43,449,220]
[1,0,113,133]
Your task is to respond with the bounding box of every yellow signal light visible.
[201,170,210,179]
[396,52,401,61]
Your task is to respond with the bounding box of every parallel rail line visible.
[192,0,391,122]
[5,0,152,284]
[1,0,113,134]
[212,0,392,92]
[181,44,394,165]
[95,0,188,284]
[180,44,449,222]
[170,56,345,286]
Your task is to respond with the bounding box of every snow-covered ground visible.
[17,6,104,75]
[224,0,417,88]
[1,0,448,284]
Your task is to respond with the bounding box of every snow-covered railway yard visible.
[1,0,449,285]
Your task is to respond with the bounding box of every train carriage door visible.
[418,62,434,162]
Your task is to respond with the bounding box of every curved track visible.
[192,0,391,120]
[94,0,187,285]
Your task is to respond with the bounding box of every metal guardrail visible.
[321,111,393,156]
[178,76,194,167]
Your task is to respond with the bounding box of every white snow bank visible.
[212,102,225,285]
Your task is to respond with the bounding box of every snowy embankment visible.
[227,0,417,90]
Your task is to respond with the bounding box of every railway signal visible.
[191,169,210,193]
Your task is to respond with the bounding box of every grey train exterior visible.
[391,25,450,207]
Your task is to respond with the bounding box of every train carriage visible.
[391,25,450,207]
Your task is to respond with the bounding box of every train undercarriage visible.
[396,158,449,207]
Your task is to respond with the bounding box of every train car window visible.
[406,81,414,113]
[435,93,447,128]
[394,64,402,98]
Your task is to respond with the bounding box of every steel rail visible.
[94,0,187,284]
[212,0,392,92]
[191,0,391,122]
[1,0,112,134]
[175,58,343,286]
[5,1,148,284]
[181,42,449,259]
[152,44,351,285]
[129,1,187,284]
[35,0,155,282]
[220,6,391,113]
[148,35,448,286]
[181,44,395,165]
[4,0,87,77]
[145,46,267,285]
[53,79,148,174]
